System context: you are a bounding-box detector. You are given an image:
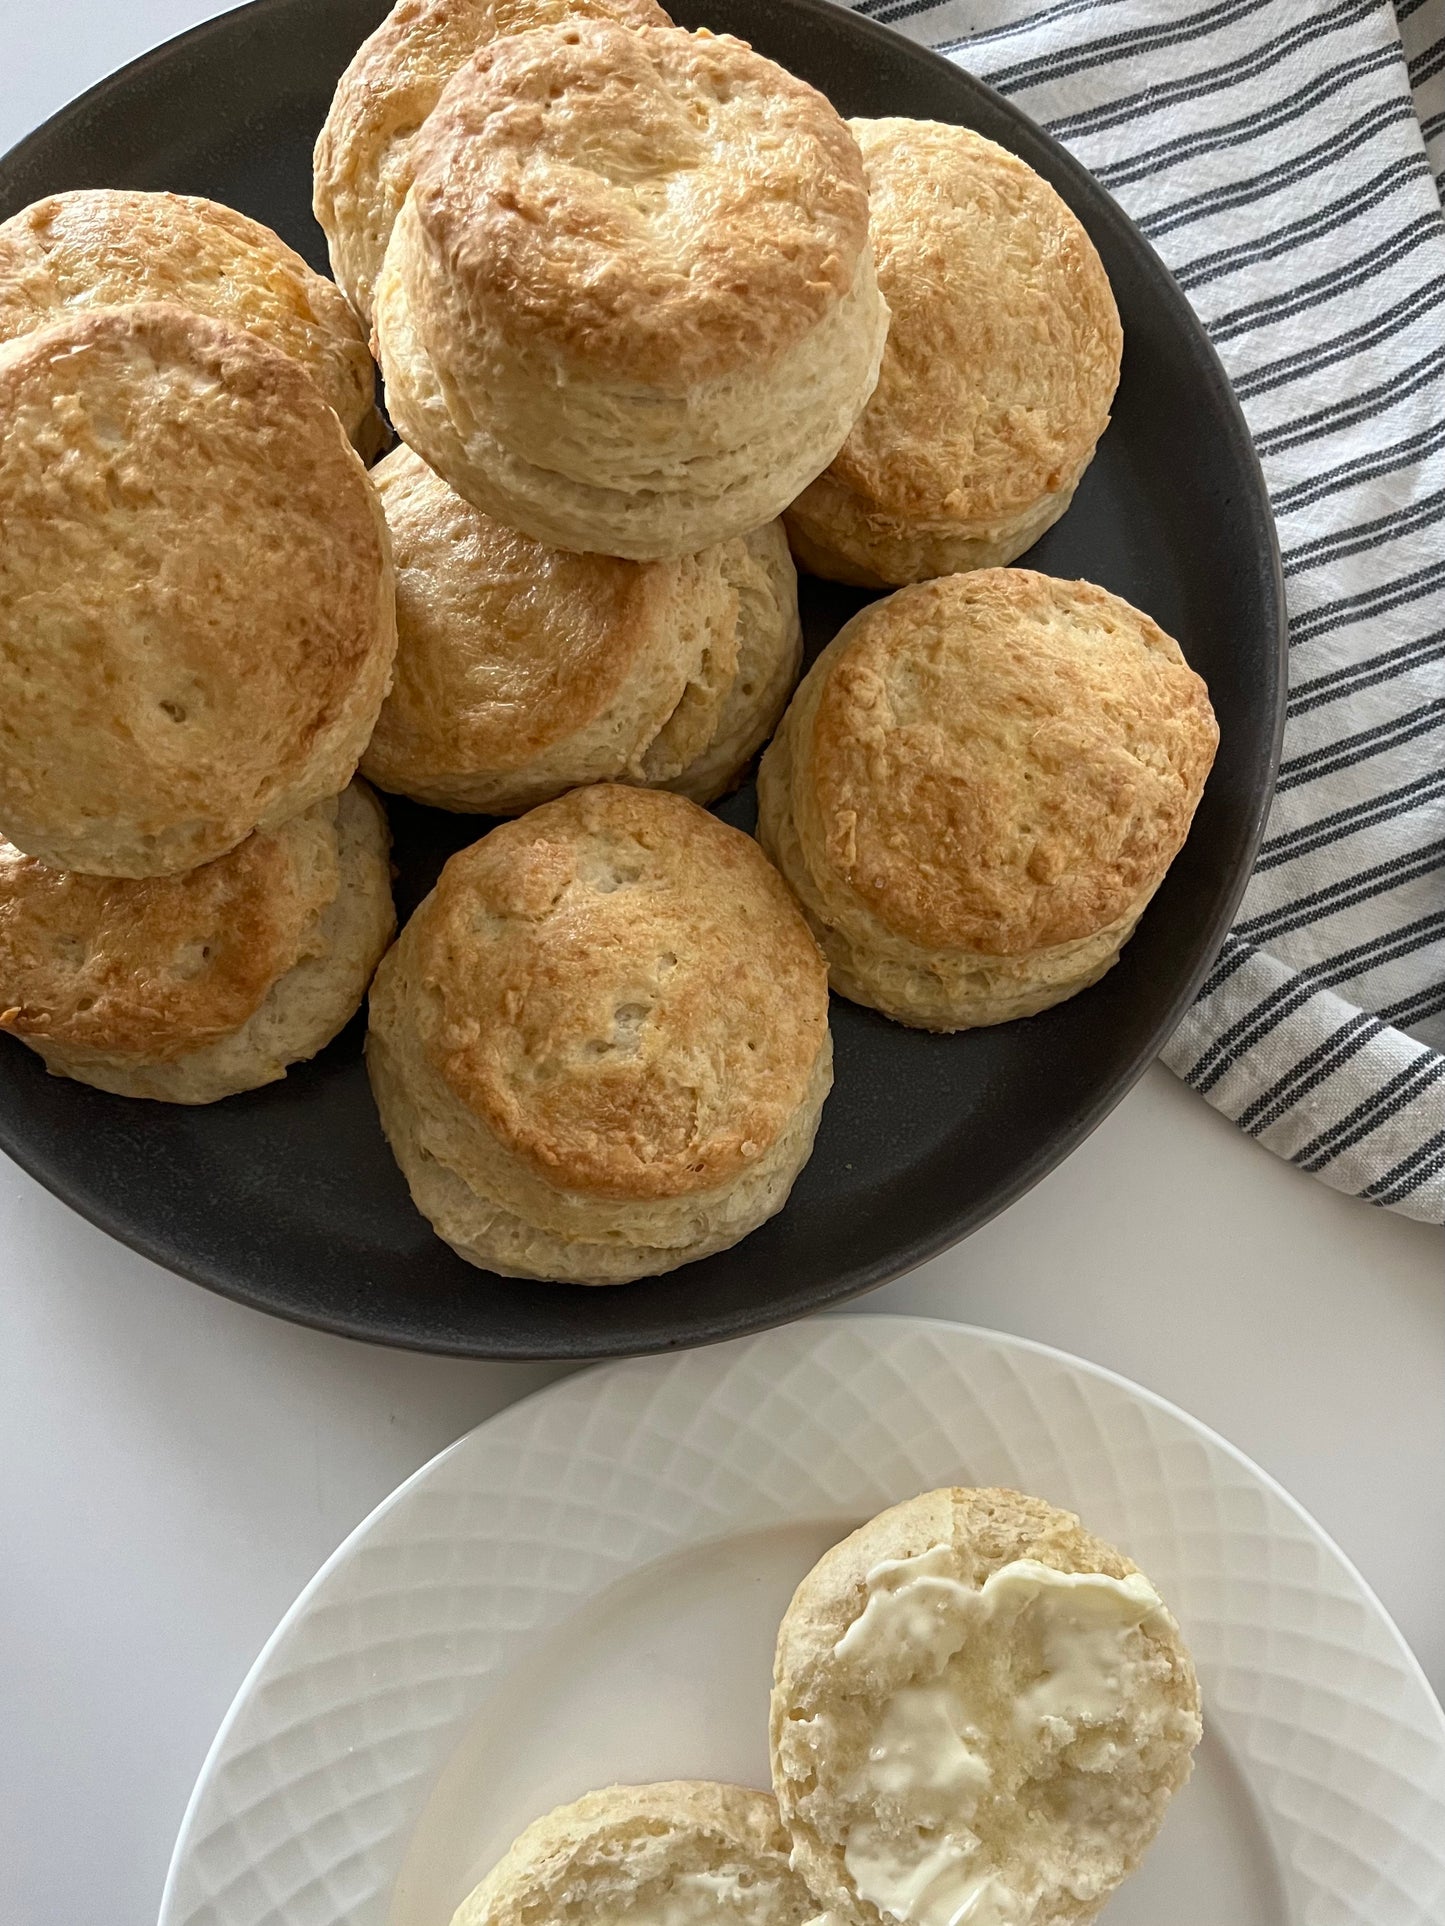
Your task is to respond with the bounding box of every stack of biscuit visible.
[0,0,1220,1287]
[0,196,398,1101]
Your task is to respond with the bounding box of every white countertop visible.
[2,10,1443,1925]
[5,1068,1440,1926]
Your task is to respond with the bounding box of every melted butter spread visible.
[614,1870,770,1926]
[831,1547,1166,1926]
[862,1681,992,1804]
[841,1834,1024,1926]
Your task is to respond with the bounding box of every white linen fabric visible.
[834,0,1445,1221]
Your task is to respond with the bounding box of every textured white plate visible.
[161,1317,1445,1926]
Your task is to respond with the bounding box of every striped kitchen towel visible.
[836,0,1445,1223]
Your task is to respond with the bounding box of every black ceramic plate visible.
[0,0,1285,1358]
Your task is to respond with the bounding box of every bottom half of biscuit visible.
[366,983,833,1287]
[756,715,1154,1034]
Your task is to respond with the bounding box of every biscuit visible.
[785,121,1122,588]
[0,303,397,877]
[373,23,888,559]
[366,784,832,1284]
[314,0,672,326]
[360,446,801,812]
[0,783,393,1103]
[0,189,383,457]
[756,570,1218,1031]
[452,1783,820,1926]
[770,1488,1202,1926]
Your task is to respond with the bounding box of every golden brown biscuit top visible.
[0,190,374,431]
[409,23,871,384]
[0,806,339,1060]
[369,445,672,769]
[314,0,673,308]
[412,785,828,1199]
[805,571,1218,956]
[828,121,1121,521]
[0,303,389,848]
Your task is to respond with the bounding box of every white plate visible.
[161,1316,1445,1926]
